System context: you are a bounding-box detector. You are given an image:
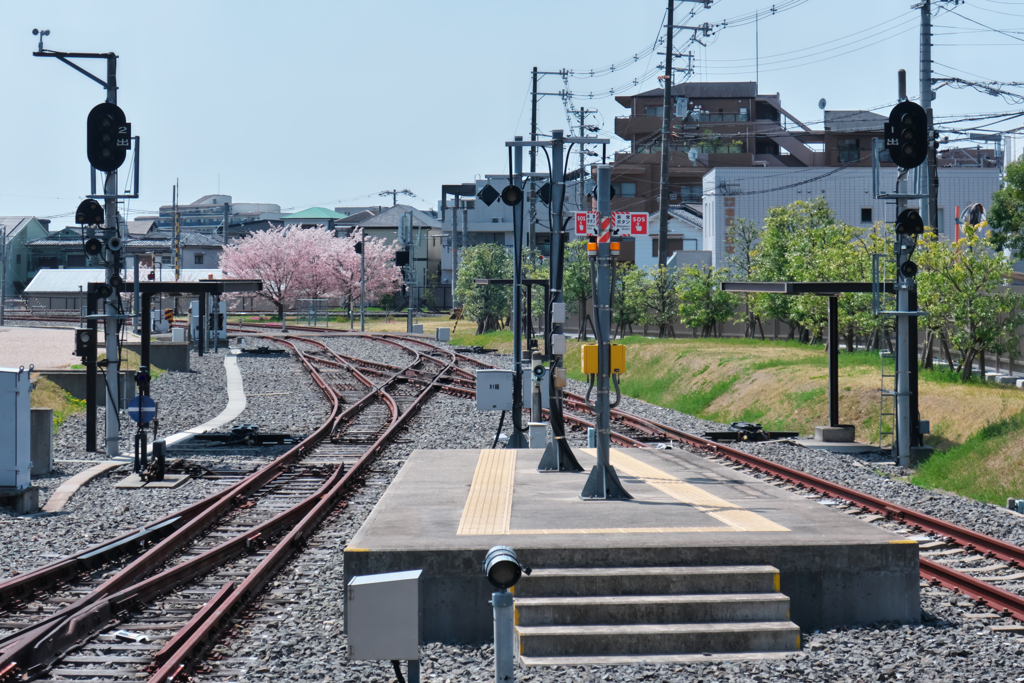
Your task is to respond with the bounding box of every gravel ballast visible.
[7,336,1024,681]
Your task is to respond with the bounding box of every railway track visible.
[8,324,1023,678]
[0,335,457,682]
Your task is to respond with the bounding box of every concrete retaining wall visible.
[39,370,136,409]
[122,342,190,373]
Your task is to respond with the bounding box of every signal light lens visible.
[501,185,523,206]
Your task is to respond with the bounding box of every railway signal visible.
[884,101,928,169]
[86,102,131,173]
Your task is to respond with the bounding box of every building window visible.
[861,208,872,224]
[838,138,861,164]
[645,105,664,117]
[194,254,204,265]
[492,217,500,223]
[611,183,637,198]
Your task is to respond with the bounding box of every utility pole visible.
[577,107,597,211]
[0,225,7,327]
[658,0,674,267]
[359,230,366,332]
[173,182,181,281]
[379,189,415,207]
[896,69,913,468]
[919,0,934,229]
[451,196,459,308]
[580,164,631,500]
[530,66,538,253]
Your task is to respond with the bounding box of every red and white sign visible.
[630,212,649,235]
[598,217,612,243]
[574,211,599,235]
[613,211,631,233]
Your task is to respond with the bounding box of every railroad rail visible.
[0,335,459,681]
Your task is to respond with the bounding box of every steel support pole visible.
[508,138,528,449]
[529,66,538,252]
[581,165,631,500]
[360,231,365,332]
[919,0,933,228]
[828,296,839,428]
[198,292,206,357]
[451,197,459,307]
[492,590,514,683]
[538,130,584,473]
[102,53,120,459]
[86,287,98,453]
[658,0,674,267]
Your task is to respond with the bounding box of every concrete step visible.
[516,621,801,658]
[518,651,795,667]
[514,566,780,598]
[515,593,791,626]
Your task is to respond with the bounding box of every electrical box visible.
[581,344,626,375]
[347,569,421,661]
[549,334,566,356]
[435,327,451,342]
[554,367,567,388]
[551,302,566,324]
[522,367,550,406]
[476,369,514,411]
[0,367,32,489]
[412,324,424,334]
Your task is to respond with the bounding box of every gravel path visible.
[320,335,419,368]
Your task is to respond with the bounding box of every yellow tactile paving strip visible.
[456,449,517,535]
[456,448,789,536]
[581,448,789,533]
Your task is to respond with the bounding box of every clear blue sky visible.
[3,0,1021,223]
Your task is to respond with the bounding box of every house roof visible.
[355,204,442,229]
[284,207,348,220]
[126,219,157,236]
[24,268,225,294]
[0,217,34,243]
[336,209,377,225]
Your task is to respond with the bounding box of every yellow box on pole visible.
[581,344,625,375]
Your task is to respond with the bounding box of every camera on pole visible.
[87,102,131,173]
[884,101,928,169]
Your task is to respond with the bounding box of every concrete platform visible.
[344,447,920,643]
[793,437,881,454]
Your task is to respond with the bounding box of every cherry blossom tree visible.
[221,226,302,330]
[338,229,402,305]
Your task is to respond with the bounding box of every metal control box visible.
[522,367,550,406]
[551,302,566,324]
[581,344,626,375]
[0,368,32,489]
[435,327,451,342]
[348,569,422,661]
[476,369,514,411]
[549,333,566,356]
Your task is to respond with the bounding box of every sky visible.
[2,0,1023,224]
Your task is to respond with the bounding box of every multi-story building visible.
[137,194,282,234]
[1,217,51,297]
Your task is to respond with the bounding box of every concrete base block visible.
[122,342,190,373]
[30,408,53,476]
[985,372,1002,382]
[113,473,191,489]
[1017,379,1024,389]
[814,425,855,442]
[0,486,40,515]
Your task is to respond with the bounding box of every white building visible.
[702,167,1002,268]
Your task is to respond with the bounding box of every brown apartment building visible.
[608,82,899,234]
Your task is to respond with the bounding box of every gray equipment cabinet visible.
[0,368,32,489]
[475,369,515,411]
[347,569,422,661]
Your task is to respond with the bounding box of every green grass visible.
[31,377,87,434]
[912,408,1024,504]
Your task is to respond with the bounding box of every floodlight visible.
[483,545,529,590]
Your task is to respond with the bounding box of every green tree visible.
[638,266,682,338]
[677,265,738,337]
[563,240,594,339]
[725,218,763,338]
[988,157,1024,258]
[915,223,1024,380]
[455,244,513,333]
[613,263,644,338]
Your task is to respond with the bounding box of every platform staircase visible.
[513,565,800,665]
